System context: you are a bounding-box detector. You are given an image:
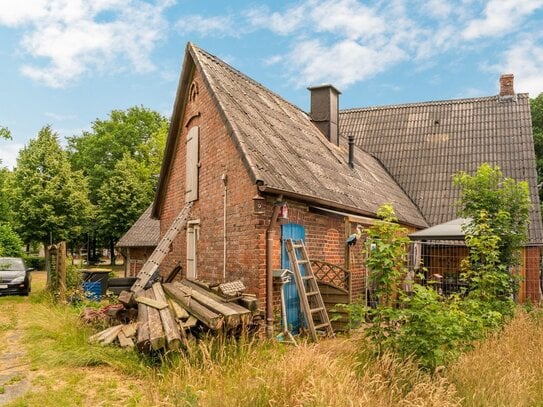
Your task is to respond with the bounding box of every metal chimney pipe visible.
[348,135,355,169]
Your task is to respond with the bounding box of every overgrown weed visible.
[447,308,543,406]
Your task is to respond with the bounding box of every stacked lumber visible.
[89,323,137,348]
[87,279,260,353]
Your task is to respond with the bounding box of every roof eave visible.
[152,43,196,219]
[258,184,428,229]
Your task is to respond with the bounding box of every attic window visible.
[189,81,199,102]
[185,126,200,203]
[434,119,440,125]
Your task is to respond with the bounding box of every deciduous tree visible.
[67,106,167,263]
[0,126,11,140]
[96,154,155,265]
[531,93,543,202]
[11,126,93,274]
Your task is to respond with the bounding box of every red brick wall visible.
[524,246,542,303]
[158,68,267,296]
[125,247,153,277]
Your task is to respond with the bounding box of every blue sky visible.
[1,0,543,169]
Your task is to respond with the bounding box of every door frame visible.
[281,222,306,333]
[186,220,200,279]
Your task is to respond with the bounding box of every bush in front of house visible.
[0,223,23,257]
[354,165,530,371]
[23,255,46,271]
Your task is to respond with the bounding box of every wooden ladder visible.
[131,202,194,292]
[285,239,334,341]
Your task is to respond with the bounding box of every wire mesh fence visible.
[352,241,542,307]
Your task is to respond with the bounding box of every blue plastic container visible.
[83,281,102,300]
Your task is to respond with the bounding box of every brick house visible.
[136,43,542,333]
[116,204,159,277]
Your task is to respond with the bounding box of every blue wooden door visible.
[281,223,306,333]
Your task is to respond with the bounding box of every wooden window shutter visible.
[185,126,200,202]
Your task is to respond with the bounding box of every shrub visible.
[0,223,23,256]
[23,255,46,271]
[363,204,409,307]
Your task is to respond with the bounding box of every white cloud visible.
[288,39,407,88]
[44,112,78,121]
[175,15,239,37]
[421,0,453,19]
[310,0,385,40]
[495,36,543,96]
[263,55,283,66]
[462,0,543,40]
[0,0,173,87]
[0,141,23,170]
[245,3,307,35]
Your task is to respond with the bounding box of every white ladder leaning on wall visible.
[131,202,194,293]
[285,239,334,341]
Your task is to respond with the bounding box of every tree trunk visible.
[110,238,116,266]
[44,242,50,288]
[92,234,97,262]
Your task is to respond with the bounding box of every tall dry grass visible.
[447,309,543,407]
[144,334,460,407]
[11,282,543,406]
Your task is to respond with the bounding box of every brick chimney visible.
[499,74,515,97]
[308,84,341,146]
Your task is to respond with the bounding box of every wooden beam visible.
[182,315,198,329]
[136,297,151,352]
[118,330,135,348]
[135,295,169,310]
[178,280,251,326]
[163,283,223,330]
[146,289,166,351]
[152,283,182,351]
[118,290,136,308]
[89,325,121,344]
[168,298,189,320]
[121,322,138,338]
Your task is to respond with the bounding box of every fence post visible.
[58,241,67,302]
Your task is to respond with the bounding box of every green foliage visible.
[364,204,409,307]
[10,125,93,245]
[67,106,168,204]
[23,255,46,271]
[531,93,543,203]
[454,163,529,267]
[0,126,11,140]
[96,154,155,244]
[461,211,516,316]
[67,106,168,261]
[0,223,23,256]
[454,163,530,302]
[0,167,13,224]
[349,195,525,371]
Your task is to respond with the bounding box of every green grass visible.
[2,276,543,406]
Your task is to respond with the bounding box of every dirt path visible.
[0,301,32,406]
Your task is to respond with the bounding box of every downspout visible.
[266,195,283,339]
[222,174,228,282]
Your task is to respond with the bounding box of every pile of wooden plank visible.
[87,279,260,352]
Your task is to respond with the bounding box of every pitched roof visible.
[116,205,159,248]
[340,95,543,244]
[153,43,427,228]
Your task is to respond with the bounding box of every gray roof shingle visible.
[191,45,427,228]
[340,95,543,244]
[116,205,159,248]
